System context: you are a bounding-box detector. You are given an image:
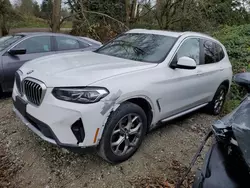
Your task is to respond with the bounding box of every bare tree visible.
[125,0,130,26]
[131,0,137,20]
[51,0,61,32]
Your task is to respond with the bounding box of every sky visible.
[35,0,42,4]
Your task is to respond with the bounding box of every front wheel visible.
[97,102,147,164]
[207,85,227,115]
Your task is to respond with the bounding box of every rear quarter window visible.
[215,43,225,62]
[203,40,215,64]
[203,40,225,64]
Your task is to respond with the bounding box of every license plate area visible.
[14,96,27,117]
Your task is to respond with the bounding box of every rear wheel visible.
[97,102,147,164]
[207,85,227,115]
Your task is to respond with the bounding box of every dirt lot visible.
[0,95,217,188]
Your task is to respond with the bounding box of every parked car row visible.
[3,29,233,163]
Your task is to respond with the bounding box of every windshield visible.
[95,33,177,63]
[0,35,23,51]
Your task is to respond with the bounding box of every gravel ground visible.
[0,95,218,188]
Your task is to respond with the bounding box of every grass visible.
[222,99,241,115]
[12,15,72,29]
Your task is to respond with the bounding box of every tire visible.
[97,102,147,164]
[206,85,227,115]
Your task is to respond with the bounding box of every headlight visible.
[52,87,109,104]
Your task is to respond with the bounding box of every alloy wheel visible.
[110,113,142,156]
[214,90,225,114]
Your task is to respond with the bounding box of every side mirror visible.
[8,48,26,56]
[171,56,197,70]
[234,72,250,92]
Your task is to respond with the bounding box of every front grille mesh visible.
[15,72,22,94]
[23,80,43,106]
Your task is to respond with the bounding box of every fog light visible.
[71,119,85,144]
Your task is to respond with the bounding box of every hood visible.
[19,51,156,87]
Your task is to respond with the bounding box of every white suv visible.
[12,29,232,163]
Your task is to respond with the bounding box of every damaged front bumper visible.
[12,86,113,148]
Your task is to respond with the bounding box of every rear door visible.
[196,39,225,102]
[2,35,53,91]
[54,36,91,53]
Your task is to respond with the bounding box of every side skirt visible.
[160,103,208,123]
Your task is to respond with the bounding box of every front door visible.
[159,38,207,119]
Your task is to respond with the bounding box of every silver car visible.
[0,32,101,94]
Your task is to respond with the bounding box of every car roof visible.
[127,29,183,38]
[127,29,220,43]
[11,32,102,47]
[14,32,75,37]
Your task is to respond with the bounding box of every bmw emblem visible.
[27,70,34,75]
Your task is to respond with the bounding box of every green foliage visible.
[223,99,241,115]
[12,15,47,28]
[0,0,20,35]
[213,24,250,112]
[11,15,72,28]
[19,0,34,15]
[40,0,53,20]
[213,25,250,74]
[32,1,40,17]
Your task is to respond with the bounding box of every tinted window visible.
[215,43,225,62]
[177,38,200,64]
[95,33,177,63]
[79,41,89,48]
[204,40,215,64]
[14,36,51,54]
[56,36,81,50]
[0,35,23,51]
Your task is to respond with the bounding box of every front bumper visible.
[12,85,111,148]
[13,107,58,145]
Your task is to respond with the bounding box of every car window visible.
[215,43,225,62]
[79,40,90,48]
[95,33,177,63]
[13,36,51,54]
[0,35,23,51]
[203,40,216,64]
[177,38,200,64]
[56,36,81,50]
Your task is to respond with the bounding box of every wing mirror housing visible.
[8,48,26,56]
[171,56,197,70]
[234,72,250,92]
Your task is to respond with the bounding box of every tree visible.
[66,0,128,41]
[40,0,53,20]
[0,0,19,36]
[33,1,40,17]
[125,0,130,26]
[19,0,33,15]
[51,0,61,32]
